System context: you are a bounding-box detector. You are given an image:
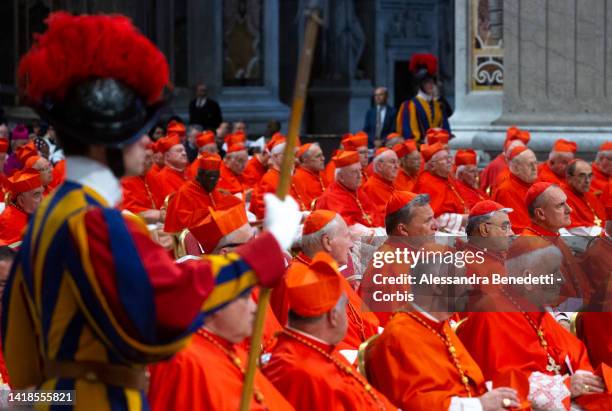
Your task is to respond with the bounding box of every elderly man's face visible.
[512,150,537,183]
[402,151,422,174]
[399,204,437,240]
[33,157,53,186]
[428,150,451,178]
[225,150,248,175]
[567,161,592,194]
[17,186,44,214]
[337,163,362,191]
[597,151,612,175]
[536,187,572,231]
[209,293,256,344]
[357,147,368,168]
[302,145,325,172]
[549,152,574,177]
[324,218,353,266]
[165,144,188,170]
[458,165,479,188]
[196,84,208,98]
[376,152,399,182]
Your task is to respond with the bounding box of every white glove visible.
[263,193,301,250]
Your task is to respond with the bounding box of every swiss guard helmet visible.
[409,53,438,89]
[18,12,170,150]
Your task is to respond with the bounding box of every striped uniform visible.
[1,181,283,410]
[396,95,450,142]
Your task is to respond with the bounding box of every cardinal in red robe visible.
[151,134,188,207]
[0,169,43,245]
[454,149,487,210]
[360,147,399,226]
[164,153,243,233]
[250,134,286,219]
[263,252,395,410]
[537,139,577,185]
[186,130,218,178]
[315,151,378,227]
[218,143,249,197]
[290,143,327,211]
[393,140,421,192]
[480,127,530,195]
[591,141,612,197]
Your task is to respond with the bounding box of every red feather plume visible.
[409,53,438,76]
[18,12,169,105]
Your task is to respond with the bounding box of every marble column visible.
[492,0,612,156]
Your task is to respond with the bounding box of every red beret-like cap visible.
[599,141,612,152]
[189,204,248,253]
[15,142,38,164]
[296,143,312,159]
[386,132,402,141]
[198,152,222,171]
[225,132,247,146]
[455,149,478,166]
[286,252,343,317]
[386,190,418,216]
[7,168,42,195]
[505,126,531,145]
[24,155,43,169]
[0,139,8,153]
[404,140,418,154]
[332,150,360,167]
[226,142,247,154]
[552,139,577,153]
[167,120,186,137]
[374,147,391,158]
[469,200,512,219]
[525,182,554,208]
[157,134,182,153]
[342,133,367,150]
[196,131,216,148]
[392,143,409,158]
[303,210,337,235]
[421,142,446,162]
[508,145,528,161]
[266,133,286,152]
[426,128,450,145]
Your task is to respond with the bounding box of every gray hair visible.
[300,215,344,256]
[466,213,493,236]
[214,224,253,252]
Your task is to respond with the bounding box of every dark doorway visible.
[393,60,418,109]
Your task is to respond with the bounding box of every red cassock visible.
[290,166,326,211]
[457,311,593,384]
[242,156,267,188]
[148,330,293,411]
[393,168,418,192]
[0,174,6,201]
[218,162,247,195]
[480,153,507,194]
[367,312,487,410]
[522,223,593,301]
[151,166,187,207]
[148,163,163,177]
[250,168,280,219]
[164,180,243,233]
[454,179,487,210]
[322,161,336,188]
[263,330,395,411]
[0,204,29,245]
[185,156,203,179]
[576,312,612,369]
[537,162,565,185]
[591,163,610,197]
[561,183,605,229]
[492,173,532,232]
[270,253,379,350]
[120,174,159,214]
[360,173,395,227]
[315,181,378,227]
[413,171,468,216]
[50,159,66,189]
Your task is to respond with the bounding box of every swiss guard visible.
[396,53,451,142]
[1,12,300,411]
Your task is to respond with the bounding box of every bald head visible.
[548,151,574,177]
[509,149,537,183]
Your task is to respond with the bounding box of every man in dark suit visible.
[363,87,397,149]
[189,83,223,130]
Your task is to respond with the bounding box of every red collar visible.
[524,223,559,237]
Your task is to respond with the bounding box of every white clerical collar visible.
[65,155,122,207]
[417,90,433,102]
[409,302,442,323]
[285,326,332,346]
